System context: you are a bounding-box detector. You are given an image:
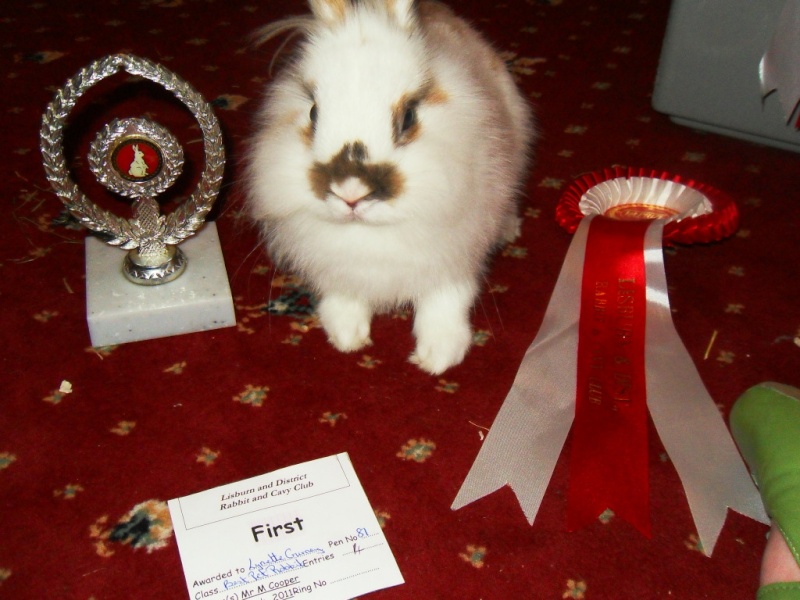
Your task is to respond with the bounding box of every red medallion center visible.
[112,139,163,181]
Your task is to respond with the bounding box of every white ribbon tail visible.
[451,218,593,522]
[451,336,578,522]
[643,221,768,556]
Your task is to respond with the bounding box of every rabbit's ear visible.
[386,0,416,30]
[308,0,347,25]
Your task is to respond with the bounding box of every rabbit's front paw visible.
[317,294,373,352]
[410,285,474,374]
[409,328,471,375]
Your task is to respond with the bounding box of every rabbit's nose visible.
[331,176,373,205]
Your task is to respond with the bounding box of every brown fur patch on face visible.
[393,99,421,146]
[279,108,313,147]
[300,124,313,147]
[298,82,317,147]
[392,81,448,146]
[426,85,449,106]
[309,142,405,202]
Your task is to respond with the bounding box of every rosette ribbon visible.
[452,167,768,555]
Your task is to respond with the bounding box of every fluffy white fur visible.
[247,0,535,374]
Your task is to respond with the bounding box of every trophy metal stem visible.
[123,245,187,285]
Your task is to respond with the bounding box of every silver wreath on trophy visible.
[40,54,225,285]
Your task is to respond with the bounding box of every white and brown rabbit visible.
[247,0,535,374]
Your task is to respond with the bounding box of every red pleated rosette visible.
[453,166,765,552]
[555,167,744,537]
[555,167,739,245]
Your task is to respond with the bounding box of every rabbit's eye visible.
[401,105,417,133]
[393,97,421,145]
[310,103,318,126]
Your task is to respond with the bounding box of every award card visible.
[168,453,404,599]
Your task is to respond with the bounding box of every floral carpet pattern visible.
[1,0,798,598]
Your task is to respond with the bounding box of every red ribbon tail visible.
[566,216,651,537]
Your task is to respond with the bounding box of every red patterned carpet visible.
[2,0,798,598]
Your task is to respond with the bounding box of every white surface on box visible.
[86,221,236,346]
[760,0,800,121]
[652,0,800,152]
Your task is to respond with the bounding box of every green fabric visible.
[757,581,800,600]
[731,383,800,599]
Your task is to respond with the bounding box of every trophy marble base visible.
[85,222,236,347]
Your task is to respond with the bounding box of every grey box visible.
[652,0,800,153]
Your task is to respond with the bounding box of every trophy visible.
[40,54,236,346]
